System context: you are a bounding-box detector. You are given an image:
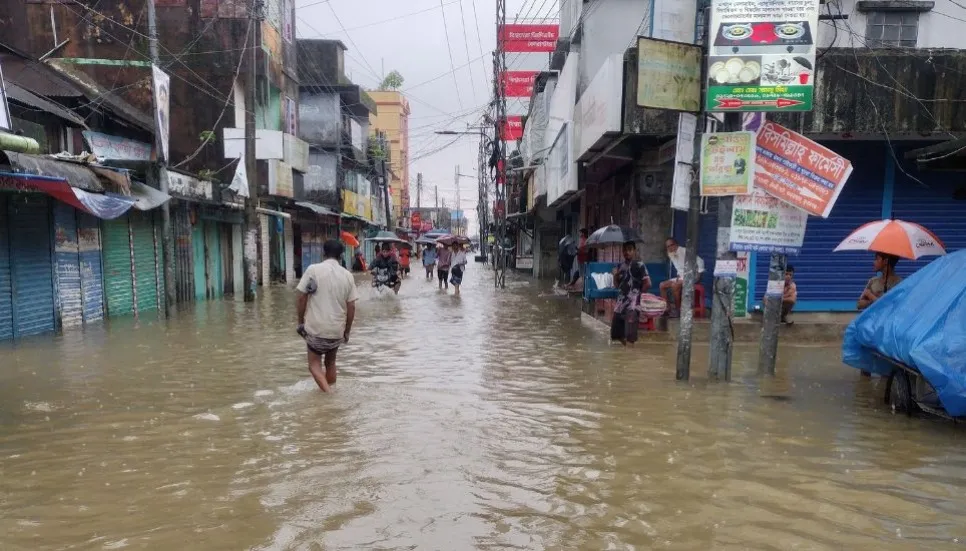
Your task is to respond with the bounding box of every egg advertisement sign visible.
[706,0,820,112]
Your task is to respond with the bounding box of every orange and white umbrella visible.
[834,219,946,260]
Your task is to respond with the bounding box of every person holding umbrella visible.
[450,242,468,296]
[611,241,651,346]
[422,243,437,280]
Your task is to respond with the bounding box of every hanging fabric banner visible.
[0,171,135,219]
[228,156,250,198]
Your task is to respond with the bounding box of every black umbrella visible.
[367,230,412,248]
[586,225,644,247]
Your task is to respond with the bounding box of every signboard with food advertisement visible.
[706,0,820,112]
[729,191,808,254]
[754,121,853,218]
[699,131,756,196]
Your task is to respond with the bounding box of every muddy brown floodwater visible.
[2,268,966,550]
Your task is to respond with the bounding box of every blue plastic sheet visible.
[842,249,966,416]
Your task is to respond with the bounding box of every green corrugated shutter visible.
[101,216,134,317]
[131,211,159,313]
[192,222,206,300]
[205,222,223,299]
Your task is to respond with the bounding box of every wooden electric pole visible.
[242,1,261,302]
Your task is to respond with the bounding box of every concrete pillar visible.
[260,214,270,286]
[283,217,295,284]
[232,224,244,296]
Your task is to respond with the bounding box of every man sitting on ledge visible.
[659,238,705,318]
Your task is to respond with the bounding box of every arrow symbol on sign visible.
[714,97,806,109]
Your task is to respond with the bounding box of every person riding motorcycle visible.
[370,242,402,294]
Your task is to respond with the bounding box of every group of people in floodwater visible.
[560,230,904,348]
[294,238,471,393]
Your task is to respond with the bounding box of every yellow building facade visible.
[368,91,411,227]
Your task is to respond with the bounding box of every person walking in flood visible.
[611,241,651,346]
[436,243,453,291]
[449,243,468,296]
[296,239,359,393]
[422,244,437,280]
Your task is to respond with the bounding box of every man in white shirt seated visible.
[659,238,705,318]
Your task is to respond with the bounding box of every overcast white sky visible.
[296,0,555,234]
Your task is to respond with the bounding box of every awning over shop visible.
[3,150,104,191]
[906,137,966,170]
[129,181,171,210]
[294,201,339,217]
[0,171,135,219]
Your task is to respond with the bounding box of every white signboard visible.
[729,191,807,254]
[151,65,170,162]
[575,54,623,160]
[671,113,697,211]
[268,159,294,198]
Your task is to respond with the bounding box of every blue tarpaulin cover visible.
[842,249,966,416]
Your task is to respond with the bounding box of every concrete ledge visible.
[582,312,852,343]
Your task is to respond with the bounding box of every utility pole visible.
[758,252,786,375]
[242,0,262,302]
[145,0,176,314]
[416,172,422,209]
[434,184,439,227]
[382,149,392,230]
[454,164,461,236]
[675,6,710,382]
[708,112,743,381]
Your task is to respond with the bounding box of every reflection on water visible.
[2,268,965,550]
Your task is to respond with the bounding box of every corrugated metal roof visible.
[45,60,155,133]
[1,151,104,192]
[0,54,83,98]
[5,82,87,127]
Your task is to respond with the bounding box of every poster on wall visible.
[699,131,755,196]
[636,37,702,112]
[733,252,750,317]
[151,65,171,162]
[755,121,853,218]
[729,191,807,254]
[706,0,820,112]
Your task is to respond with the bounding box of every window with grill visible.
[865,11,919,47]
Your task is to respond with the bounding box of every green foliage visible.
[377,70,404,91]
[199,130,217,144]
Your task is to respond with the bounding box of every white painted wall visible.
[818,0,966,49]
[578,0,652,96]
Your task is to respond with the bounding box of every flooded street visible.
[2,267,966,550]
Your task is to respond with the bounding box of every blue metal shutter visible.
[754,141,886,309]
[53,202,83,329]
[131,210,159,313]
[0,194,12,340]
[9,195,56,337]
[671,199,718,302]
[77,213,104,324]
[102,217,135,317]
[891,170,966,279]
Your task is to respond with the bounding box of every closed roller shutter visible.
[131,211,160,313]
[192,223,206,300]
[754,141,886,309]
[53,202,83,328]
[205,221,223,299]
[174,204,195,303]
[891,169,966,279]
[102,217,134,317]
[77,213,104,324]
[9,195,55,337]
[0,195,12,340]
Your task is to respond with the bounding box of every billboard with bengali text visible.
[501,116,524,141]
[498,24,559,52]
[501,71,539,97]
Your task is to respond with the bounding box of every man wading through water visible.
[296,239,359,392]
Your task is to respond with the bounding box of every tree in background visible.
[378,70,404,91]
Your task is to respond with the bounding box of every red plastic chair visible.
[693,283,707,318]
[638,316,656,332]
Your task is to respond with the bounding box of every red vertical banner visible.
[498,24,559,52]
[501,116,523,141]
[501,71,539,97]
[411,211,421,229]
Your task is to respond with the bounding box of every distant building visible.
[369,91,411,228]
